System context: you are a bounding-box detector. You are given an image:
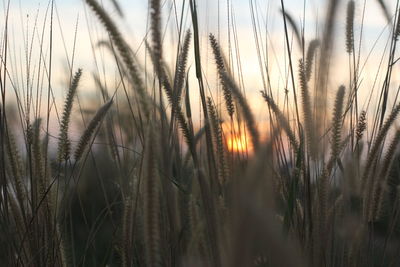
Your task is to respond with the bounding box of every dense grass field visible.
[2,0,400,266]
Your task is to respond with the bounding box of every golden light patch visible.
[226,134,251,153]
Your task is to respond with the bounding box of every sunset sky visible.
[4,0,400,139]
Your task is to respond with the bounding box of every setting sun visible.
[226,134,251,153]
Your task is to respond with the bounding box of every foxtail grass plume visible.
[261,91,299,150]
[356,110,367,142]
[329,85,346,171]
[305,39,320,81]
[280,9,302,49]
[58,69,82,161]
[209,33,235,118]
[143,124,162,267]
[220,71,260,149]
[299,59,314,157]
[376,0,391,24]
[85,0,148,114]
[173,30,191,103]
[74,99,113,162]
[207,97,228,186]
[346,0,355,54]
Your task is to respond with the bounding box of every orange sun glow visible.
[226,134,251,153]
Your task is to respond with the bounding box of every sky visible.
[3,0,400,138]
